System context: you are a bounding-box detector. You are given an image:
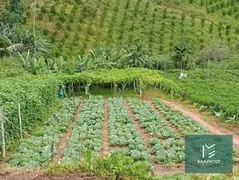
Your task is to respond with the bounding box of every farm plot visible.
[153,99,209,135]
[9,96,237,170]
[127,98,184,164]
[107,97,151,161]
[10,98,81,168]
[61,96,105,163]
[153,98,239,163]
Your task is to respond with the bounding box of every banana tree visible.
[76,46,122,71]
[16,50,47,74]
[16,50,31,69]
[124,40,148,68]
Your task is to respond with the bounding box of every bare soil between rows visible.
[101,100,110,156]
[52,102,84,163]
[124,99,185,175]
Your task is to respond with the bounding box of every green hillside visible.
[26,0,239,59]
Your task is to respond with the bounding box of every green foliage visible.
[128,98,180,139]
[0,56,25,78]
[0,67,177,152]
[54,68,179,92]
[171,38,194,70]
[17,0,238,66]
[61,96,104,163]
[0,22,51,60]
[94,153,154,180]
[46,153,154,179]
[75,45,123,71]
[108,97,150,161]
[164,69,239,122]
[153,99,209,134]
[0,75,61,149]
[10,98,80,167]
[1,0,25,25]
[128,98,185,164]
[196,41,229,68]
[123,40,148,68]
[45,162,87,176]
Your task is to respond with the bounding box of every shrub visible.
[196,41,229,67]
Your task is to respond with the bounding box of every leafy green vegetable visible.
[62,96,104,163]
[10,98,80,168]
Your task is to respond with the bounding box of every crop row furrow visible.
[108,97,151,161]
[61,96,104,163]
[127,98,184,164]
[153,99,209,135]
[10,98,81,168]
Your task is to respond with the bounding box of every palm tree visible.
[172,39,192,70]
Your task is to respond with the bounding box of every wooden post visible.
[0,107,6,159]
[18,103,23,139]
[113,82,118,97]
[170,89,174,99]
[72,83,75,106]
[133,81,136,92]
[85,83,91,97]
[139,80,144,99]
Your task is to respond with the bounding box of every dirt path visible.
[161,99,239,150]
[101,99,111,156]
[0,171,104,180]
[52,102,84,163]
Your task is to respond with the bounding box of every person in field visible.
[59,85,64,99]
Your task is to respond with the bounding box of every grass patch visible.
[45,153,155,180]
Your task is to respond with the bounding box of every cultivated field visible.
[9,96,239,176]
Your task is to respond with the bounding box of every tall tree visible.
[171,38,193,69]
[1,0,25,25]
[7,0,24,14]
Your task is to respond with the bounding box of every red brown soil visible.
[101,99,127,156]
[153,164,184,176]
[123,99,152,147]
[0,170,104,180]
[161,99,239,150]
[52,102,84,163]
[101,99,110,156]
